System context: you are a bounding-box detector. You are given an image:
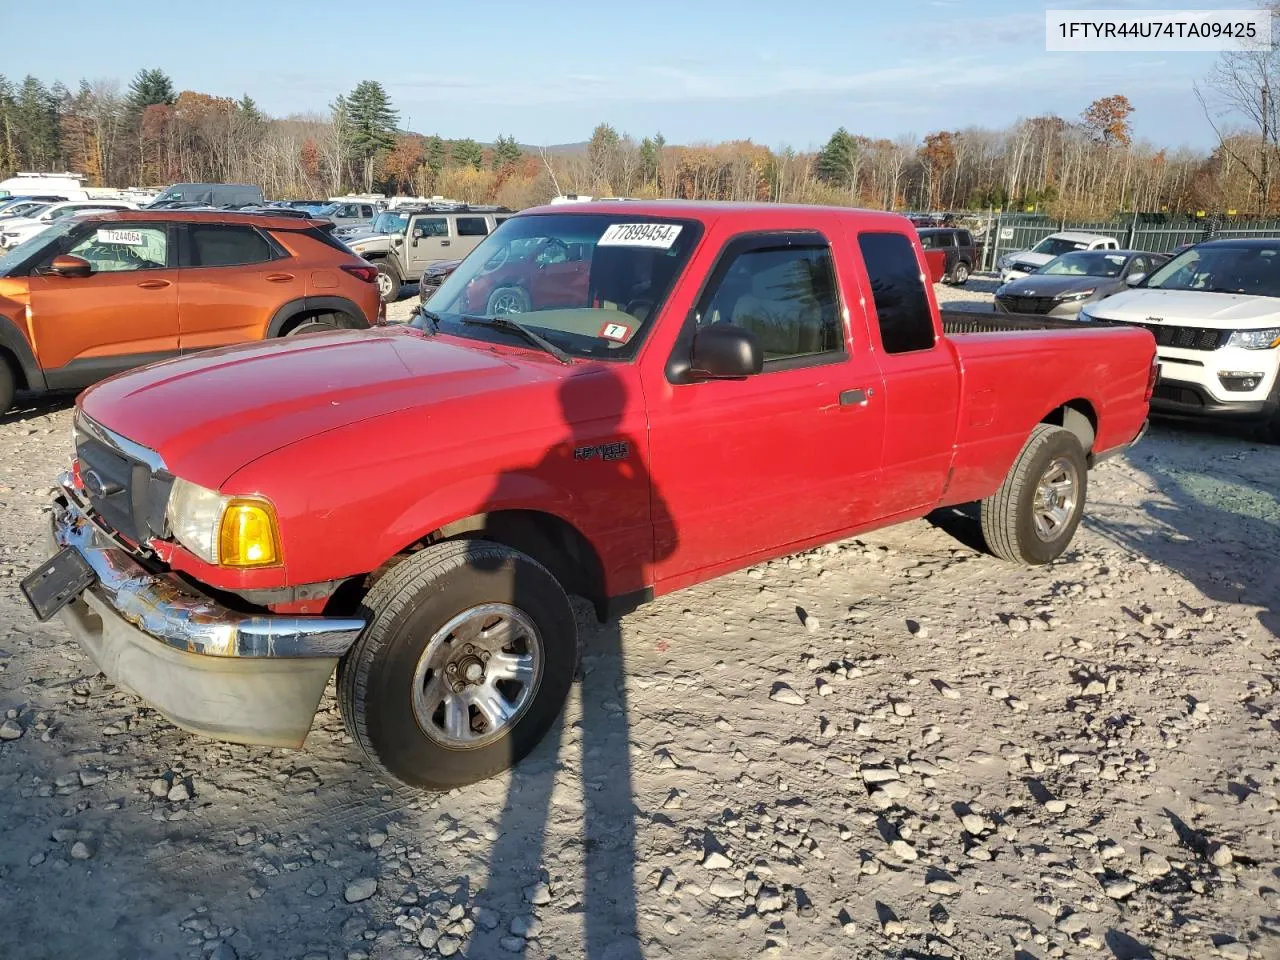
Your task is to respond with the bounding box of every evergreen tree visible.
[16,76,59,170]
[491,133,522,170]
[451,137,483,171]
[342,80,398,190]
[126,68,176,114]
[815,127,859,188]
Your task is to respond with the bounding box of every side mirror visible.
[48,254,92,279]
[689,325,763,379]
[1126,272,1146,286]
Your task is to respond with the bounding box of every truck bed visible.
[941,304,1118,336]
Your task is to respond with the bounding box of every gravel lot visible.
[1,278,1278,960]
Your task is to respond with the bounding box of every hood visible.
[1012,252,1055,267]
[1001,274,1116,297]
[79,328,570,489]
[1084,288,1280,327]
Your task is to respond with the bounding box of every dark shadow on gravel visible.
[464,366,670,960]
[0,391,76,424]
[1105,928,1155,959]
[1086,424,1280,643]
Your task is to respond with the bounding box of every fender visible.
[377,469,577,564]
[265,296,372,338]
[0,311,45,391]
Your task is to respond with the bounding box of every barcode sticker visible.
[597,223,682,249]
[97,228,144,245]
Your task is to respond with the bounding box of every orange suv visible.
[0,209,383,413]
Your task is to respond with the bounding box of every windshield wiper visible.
[460,314,573,365]
[411,306,442,334]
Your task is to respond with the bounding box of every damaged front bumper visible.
[45,487,367,748]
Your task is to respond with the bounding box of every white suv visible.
[1079,239,1280,439]
[0,200,137,248]
[999,232,1120,283]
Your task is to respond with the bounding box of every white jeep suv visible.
[1078,239,1280,440]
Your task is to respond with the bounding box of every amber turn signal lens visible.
[218,499,282,568]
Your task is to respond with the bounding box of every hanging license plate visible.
[20,547,97,622]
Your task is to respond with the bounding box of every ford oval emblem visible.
[82,469,108,498]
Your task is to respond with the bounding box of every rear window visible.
[456,217,489,237]
[188,224,276,266]
[958,230,973,246]
[858,232,936,354]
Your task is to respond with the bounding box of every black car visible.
[917,227,978,285]
[994,249,1168,317]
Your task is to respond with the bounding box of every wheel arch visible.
[0,314,43,391]
[266,296,370,337]
[1041,398,1098,458]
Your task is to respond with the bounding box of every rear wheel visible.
[338,540,577,789]
[284,312,345,337]
[949,261,970,285]
[374,261,402,303]
[980,424,1088,565]
[0,359,13,415]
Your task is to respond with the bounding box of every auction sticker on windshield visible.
[97,228,144,245]
[600,321,632,342]
[597,223,683,248]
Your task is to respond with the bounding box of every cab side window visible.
[413,218,448,238]
[858,231,936,354]
[66,225,169,273]
[695,235,844,366]
[188,225,276,267]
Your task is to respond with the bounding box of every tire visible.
[486,285,531,316]
[338,539,577,790]
[949,261,970,285]
[980,424,1088,565]
[0,359,13,416]
[284,312,344,337]
[374,261,402,303]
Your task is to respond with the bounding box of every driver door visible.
[405,215,451,275]
[28,222,179,388]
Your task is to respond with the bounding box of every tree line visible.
[0,68,1275,216]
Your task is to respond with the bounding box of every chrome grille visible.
[74,414,172,544]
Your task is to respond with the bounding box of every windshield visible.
[1144,244,1280,297]
[1042,251,1128,278]
[370,211,408,235]
[421,213,703,360]
[314,203,340,215]
[0,221,77,276]
[7,202,50,221]
[1031,236,1091,257]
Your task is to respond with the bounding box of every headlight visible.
[165,478,282,568]
[1055,288,1096,302]
[1225,327,1280,350]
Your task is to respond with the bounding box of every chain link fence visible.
[980,214,1280,271]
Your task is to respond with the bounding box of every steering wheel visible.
[536,238,569,266]
[623,298,655,322]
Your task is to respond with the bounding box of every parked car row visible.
[0,208,382,414]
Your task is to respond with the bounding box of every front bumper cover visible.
[47,489,367,748]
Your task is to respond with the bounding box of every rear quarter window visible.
[858,232,937,354]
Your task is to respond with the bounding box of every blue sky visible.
[3,0,1249,150]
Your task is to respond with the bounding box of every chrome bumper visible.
[52,486,365,657]
[47,492,367,748]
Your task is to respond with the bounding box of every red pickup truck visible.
[24,201,1156,790]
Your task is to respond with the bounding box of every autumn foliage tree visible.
[1082,95,1134,148]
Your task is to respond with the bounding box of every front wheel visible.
[338,540,577,789]
[374,261,402,303]
[980,424,1088,565]
[486,285,531,316]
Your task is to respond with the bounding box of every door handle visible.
[265,273,295,282]
[840,387,874,406]
[440,240,451,247]
[136,279,171,289]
